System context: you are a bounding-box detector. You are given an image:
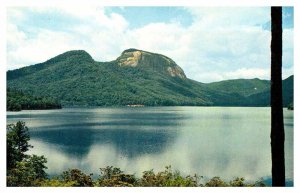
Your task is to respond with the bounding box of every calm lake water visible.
[7,107,293,183]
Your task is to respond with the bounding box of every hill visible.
[7,49,293,107]
[206,75,293,107]
[244,75,293,107]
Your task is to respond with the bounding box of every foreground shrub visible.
[7,155,47,187]
[8,164,267,187]
[205,176,228,187]
[204,176,266,187]
[138,166,198,187]
[61,169,94,187]
[96,166,137,187]
[39,179,77,187]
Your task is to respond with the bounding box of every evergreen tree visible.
[7,121,33,170]
[7,121,48,186]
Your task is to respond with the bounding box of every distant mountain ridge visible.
[7,49,293,107]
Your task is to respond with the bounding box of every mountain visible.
[245,75,293,107]
[206,78,270,97]
[7,49,293,107]
[206,75,293,107]
[7,49,212,106]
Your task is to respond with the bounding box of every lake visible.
[7,107,293,184]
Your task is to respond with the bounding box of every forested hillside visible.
[7,49,293,107]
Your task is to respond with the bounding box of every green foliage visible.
[37,166,265,187]
[288,103,294,110]
[54,166,263,187]
[253,178,267,187]
[205,176,228,187]
[229,177,246,187]
[27,155,48,179]
[96,166,137,187]
[39,178,77,187]
[7,161,37,186]
[6,121,48,187]
[282,75,294,107]
[7,155,48,187]
[7,53,212,107]
[6,132,18,170]
[7,121,33,169]
[7,88,61,111]
[207,78,270,97]
[95,166,198,187]
[61,169,94,187]
[7,49,292,107]
[203,177,266,187]
[138,166,198,187]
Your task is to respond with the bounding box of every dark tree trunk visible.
[271,6,285,187]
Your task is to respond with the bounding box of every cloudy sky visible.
[7,6,293,83]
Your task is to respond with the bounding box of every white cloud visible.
[186,7,270,29]
[283,29,294,67]
[7,29,82,69]
[282,66,294,80]
[119,10,273,82]
[225,67,270,80]
[122,22,187,56]
[7,23,26,49]
[7,8,25,23]
[7,7,293,82]
[7,7,130,68]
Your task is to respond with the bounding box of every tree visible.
[7,155,48,187]
[7,121,48,187]
[7,121,33,170]
[61,169,94,187]
[26,155,48,179]
[271,7,285,186]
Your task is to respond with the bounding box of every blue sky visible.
[7,6,294,82]
[106,7,194,28]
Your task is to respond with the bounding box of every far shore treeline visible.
[7,88,61,111]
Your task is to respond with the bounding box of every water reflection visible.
[7,107,293,183]
[8,108,183,159]
[30,128,178,158]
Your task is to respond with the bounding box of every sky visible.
[6,6,294,83]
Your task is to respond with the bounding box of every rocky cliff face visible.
[117,48,186,79]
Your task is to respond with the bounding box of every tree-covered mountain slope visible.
[7,49,293,107]
[206,78,270,97]
[245,75,293,107]
[205,75,293,106]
